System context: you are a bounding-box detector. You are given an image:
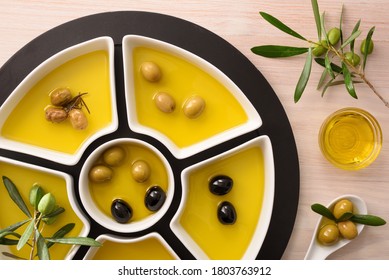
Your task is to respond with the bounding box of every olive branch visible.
[251,0,388,108]
[0,176,101,260]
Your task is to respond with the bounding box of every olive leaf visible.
[336,212,354,222]
[362,26,375,70]
[311,203,336,220]
[350,19,361,52]
[351,214,386,226]
[0,231,21,246]
[315,58,343,73]
[294,47,313,103]
[339,4,344,45]
[325,53,335,79]
[1,252,26,260]
[2,176,32,218]
[320,12,329,44]
[0,219,30,235]
[311,0,321,40]
[36,229,50,260]
[259,12,307,41]
[47,223,75,249]
[45,237,102,247]
[42,207,65,218]
[16,219,34,250]
[317,69,328,89]
[251,45,309,58]
[340,30,362,50]
[342,62,358,99]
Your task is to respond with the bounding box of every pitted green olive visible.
[318,224,339,245]
[131,160,151,183]
[361,39,374,55]
[183,95,206,119]
[344,52,361,66]
[89,165,113,183]
[327,27,341,45]
[103,146,126,167]
[154,92,176,113]
[333,199,353,219]
[338,220,358,240]
[140,61,162,82]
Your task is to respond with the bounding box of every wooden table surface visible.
[0,0,388,260]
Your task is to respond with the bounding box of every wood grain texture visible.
[0,0,388,260]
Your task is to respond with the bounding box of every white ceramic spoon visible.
[304,194,367,260]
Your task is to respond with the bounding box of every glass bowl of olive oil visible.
[319,108,382,170]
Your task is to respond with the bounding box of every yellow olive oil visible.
[91,237,176,260]
[0,161,85,260]
[319,108,382,170]
[88,143,169,222]
[180,146,265,259]
[132,47,248,148]
[1,51,112,154]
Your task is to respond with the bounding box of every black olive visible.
[145,186,166,211]
[217,201,237,225]
[209,175,233,195]
[111,199,133,223]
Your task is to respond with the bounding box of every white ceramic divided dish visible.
[0,156,90,260]
[170,135,274,259]
[0,36,117,166]
[122,35,262,159]
[304,194,367,260]
[83,232,180,260]
[79,138,175,233]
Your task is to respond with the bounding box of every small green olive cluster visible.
[317,199,357,245]
[312,27,374,67]
[29,183,60,224]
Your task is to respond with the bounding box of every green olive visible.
[344,52,361,66]
[103,146,126,167]
[312,40,328,57]
[154,92,176,113]
[318,224,339,245]
[182,95,206,119]
[338,220,358,240]
[49,87,72,106]
[333,199,353,219]
[89,165,113,183]
[327,27,341,45]
[131,160,151,183]
[37,193,56,215]
[140,61,162,82]
[360,39,374,55]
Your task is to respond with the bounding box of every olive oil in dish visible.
[180,146,265,259]
[319,108,382,170]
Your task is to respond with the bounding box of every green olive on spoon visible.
[304,195,367,260]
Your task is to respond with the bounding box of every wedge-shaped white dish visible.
[0,37,117,165]
[171,136,274,259]
[122,35,262,159]
[0,156,90,260]
[83,233,180,260]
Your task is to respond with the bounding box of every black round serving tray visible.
[0,11,299,260]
